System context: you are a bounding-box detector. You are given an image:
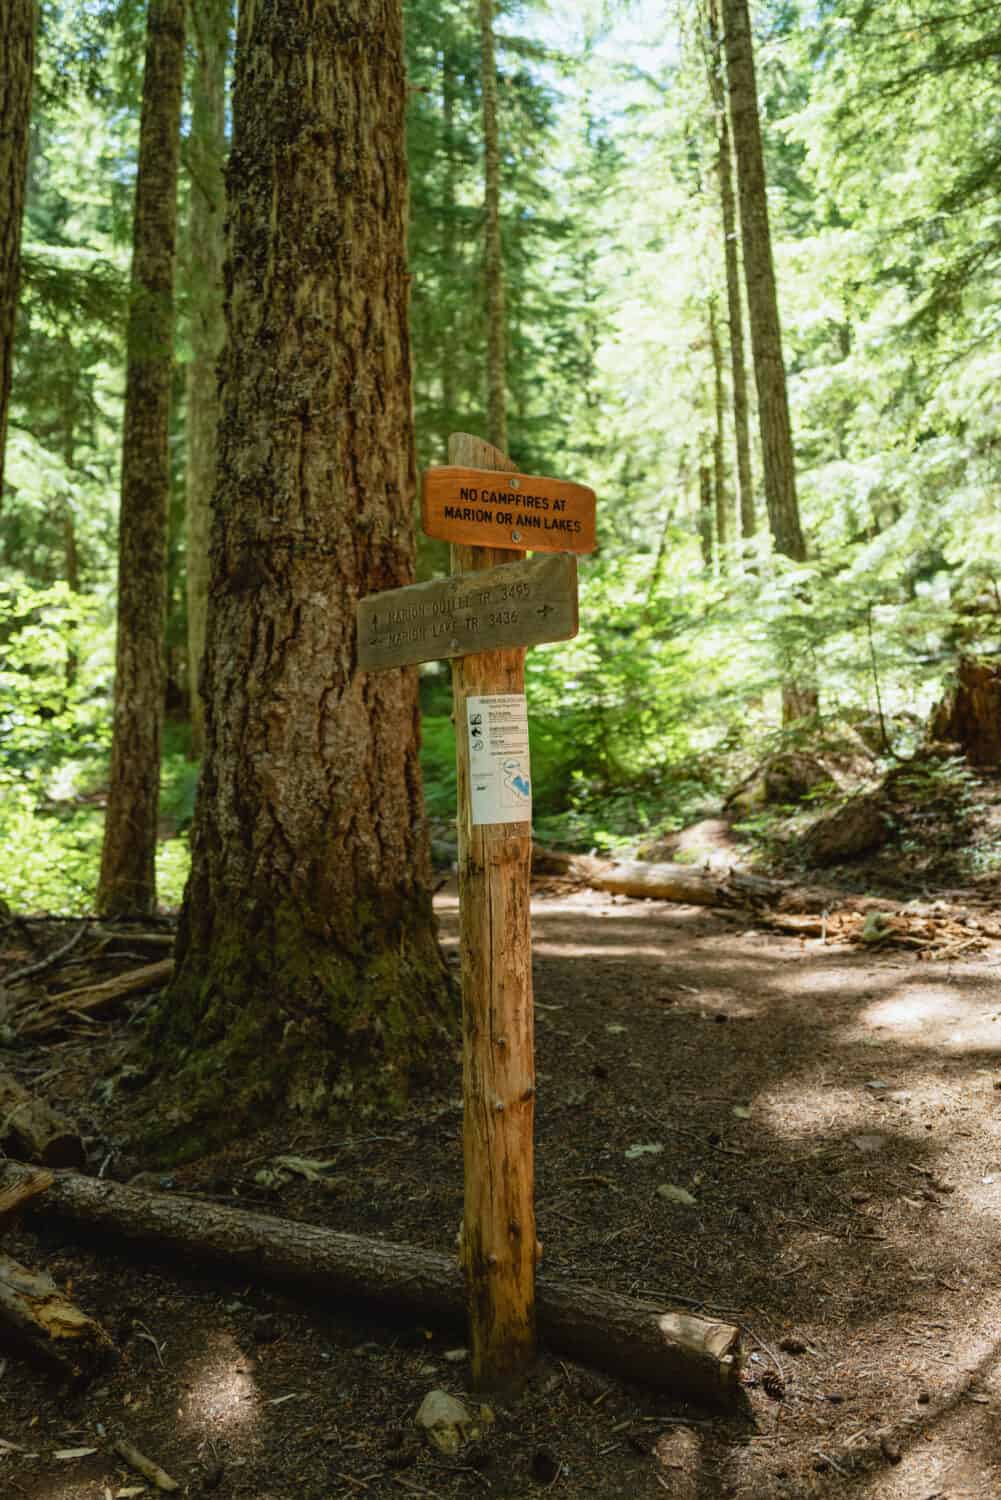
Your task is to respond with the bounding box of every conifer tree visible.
[479,0,508,452]
[97,0,186,915]
[705,0,754,544]
[155,0,452,1152]
[184,0,230,754]
[0,0,37,502]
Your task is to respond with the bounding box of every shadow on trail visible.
[436,888,1001,1495]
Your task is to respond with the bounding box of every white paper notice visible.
[466,694,532,826]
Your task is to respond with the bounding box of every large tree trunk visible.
[706,0,754,546]
[97,0,186,915]
[184,0,230,757]
[478,0,507,452]
[930,656,1001,768]
[153,0,453,1161]
[8,1168,742,1405]
[0,0,36,502]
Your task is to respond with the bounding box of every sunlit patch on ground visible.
[177,1330,261,1436]
[860,984,1001,1052]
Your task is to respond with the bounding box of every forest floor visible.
[4,845,1001,1498]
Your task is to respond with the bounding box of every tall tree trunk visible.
[720,0,802,562]
[0,0,36,502]
[721,0,815,721]
[478,0,507,452]
[706,0,754,544]
[441,50,458,460]
[152,0,453,1160]
[184,0,230,757]
[708,294,728,570]
[60,390,79,685]
[698,460,714,573]
[97,0,186,916]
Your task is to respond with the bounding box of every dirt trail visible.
[1,884,1001,1496]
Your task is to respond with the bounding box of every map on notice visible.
[466,694,531,826]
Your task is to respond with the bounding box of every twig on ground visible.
[133,1321,166,1367]
[1,922,89,989]
[111,1437,179,1491]
[742,1325,784,1383]
[812,1448,850,1478]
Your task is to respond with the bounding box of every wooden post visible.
[448,431,537,1392]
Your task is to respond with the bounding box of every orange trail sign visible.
[422,465,597,555]
[357,553,578,673]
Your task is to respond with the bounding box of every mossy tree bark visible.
[97,0,186,915]
[478,0,507,452]
[0,0,37,502]
[184,0,230,757]
[154,0,453,1159]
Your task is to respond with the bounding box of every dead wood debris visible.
[0,919,176,1042]
[766,907,1000,957]
[16,959,174,1038]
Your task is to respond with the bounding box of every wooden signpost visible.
[357,433,593,1393]
[357,553,579,672]
[422,464,597,555]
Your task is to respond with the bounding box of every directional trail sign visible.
[357,552,578,672]
[422,465,597,554]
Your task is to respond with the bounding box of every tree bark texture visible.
[97,0,186,915]
[930,657,1001,767]
[720,0,803,562]
[157,0,453,1160]
[0,1162,53,1227]
[9,1168,742,1405]
[707,0,755,543]
[440,52,459,459]
[184,0,230,756]
[449,433,535,1393]
[478,0,508,452]
[708,294,728,566]
[0,0,36,501]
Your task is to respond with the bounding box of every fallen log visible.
[587,860,722,907]
[0,1072,86,1167]
[19,958,174,1037]
[5,1166,741,1405]
[550,855,901,920]
[0,1162,53,1226]
[0,1250,116,1376]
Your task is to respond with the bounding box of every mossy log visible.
[0,1071,85,1166]
[0,1251,116,1376]
[5,1166,742,1406]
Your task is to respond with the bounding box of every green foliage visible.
[8,0,1001,913]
